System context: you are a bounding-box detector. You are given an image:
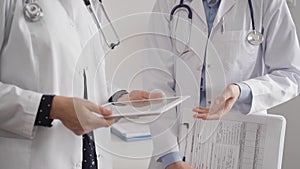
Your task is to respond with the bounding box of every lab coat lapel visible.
[191,0,207,26]
[214,0,236,26]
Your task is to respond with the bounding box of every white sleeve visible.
[143,0,180,162]
[244,0,300,113]
[0,1,42,139]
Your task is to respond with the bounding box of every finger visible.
[94,117,115,128]
[86,100,102,113]
[104,118,116,126]
[149,92,165,99]
[223,97,236,114]
[141,91,151,99]
[210,97,236,118]
[129,90,150,100]
[213,95,227,106]
[220,86,235,101]
[132,101,150,107]
[98,106,113,116]
[209,102,225,115]
[221,90,231,101]
[193,113,208,120]
[222,85,240,101]
[149,92,165,104]
[113,117,121,123]
[193,107,209,113]
[206,113,224,120]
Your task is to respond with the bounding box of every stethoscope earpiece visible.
[23,2,44,22]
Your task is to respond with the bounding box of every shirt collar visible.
[204,0,221,7]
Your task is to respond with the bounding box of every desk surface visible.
[111,134,153,169]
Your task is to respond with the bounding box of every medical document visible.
[180,113,285,169]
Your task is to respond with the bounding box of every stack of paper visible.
[111,119,152,142]
[179,113,286,169]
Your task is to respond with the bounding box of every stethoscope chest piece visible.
[247,30,264,46]
[24,2,43,22]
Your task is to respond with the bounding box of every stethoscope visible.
[23,0,43,22]
[246,0,264,46]
[23,0,120,49]
[170,0,264,53]
[170,0,193,55]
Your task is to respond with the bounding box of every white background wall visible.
[104,0,300,168]
[102,0,156,90]
[270,1,300,168]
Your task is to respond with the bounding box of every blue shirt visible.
[160,0,253,167]
[200,0,252,110]
[203,0,221,35]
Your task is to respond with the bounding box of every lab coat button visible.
[207,101,212,105]
[75,163,82,168]
[97,154,103,159]
[69,21,75,28]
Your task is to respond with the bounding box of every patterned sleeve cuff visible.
[34,95,55,127]
[159,151,182,169]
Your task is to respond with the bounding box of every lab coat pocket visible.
[0,136,32,169]
[214,30,259,82]
[96,152,112,169]
[238,31,260,79]
[97,153,104,168]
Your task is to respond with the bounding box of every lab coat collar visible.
[191,0,235,26]
[191,0,207,26]
[214,0,236,26]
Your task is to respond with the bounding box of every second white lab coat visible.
[144,0,300,168]
[0,0,112,169]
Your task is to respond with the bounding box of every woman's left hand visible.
[193,84,240,120]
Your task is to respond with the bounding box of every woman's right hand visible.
[50,96,115,135]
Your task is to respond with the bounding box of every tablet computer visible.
[98,96,190,119]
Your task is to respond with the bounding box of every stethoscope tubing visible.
[248,0,256,31]
[170,0,193,20]
[170,0,263,48]
[83,0,120,49]
[23,0,120,49]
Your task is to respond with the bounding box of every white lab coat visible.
[144,0,300,168]
[0,0,112,169]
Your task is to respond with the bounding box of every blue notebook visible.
[111,120,152,142]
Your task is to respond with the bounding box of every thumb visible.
[222,88,233,100]
[99,106,113,116]
[140,90,150,99]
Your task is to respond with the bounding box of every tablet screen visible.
[101,96,190,119]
